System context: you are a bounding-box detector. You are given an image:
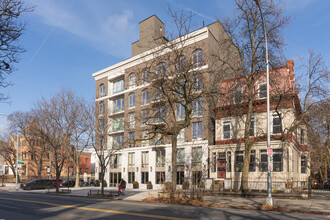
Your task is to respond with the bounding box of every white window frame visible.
[99,84,105,97]
[142,109,149,126]
[99,101,105,114]
[192,97,203,117]
[258,83,267,99]
[142,130,149,146]
[142,69,149,85]
[223,120,231,139]
[128,112,135,128]
[192,121,203,140]
[176,103,185,120]
[142,89,149,106]
[113,79,124,94]
[129,93,135,109]
[272,113,282,134]
[249,116,256,137]
[129,73,136,89]
[192,49,203,68]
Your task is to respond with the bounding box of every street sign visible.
[68,165,74,168]
[267,148,272,156]
[18,159,23,162]
[18,162,24,164]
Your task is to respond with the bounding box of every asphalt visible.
[1,183,329,215]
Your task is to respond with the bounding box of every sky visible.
[0,0,329,133]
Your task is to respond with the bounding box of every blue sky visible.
[0,0,329,132]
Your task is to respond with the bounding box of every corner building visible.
[92,15,233,189]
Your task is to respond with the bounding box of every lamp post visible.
[253,0,273,206]
[0,113,19,191]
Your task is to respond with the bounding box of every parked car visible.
[21,179,54,190]
[52,179,63,187]
[60,180,75,187]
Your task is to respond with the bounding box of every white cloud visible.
[26,0,137,58]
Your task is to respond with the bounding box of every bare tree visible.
[7,111,48,179]
[214,0,290,191]
[33,89,76,193]
[0,0,32,102]
[0,133,20,182]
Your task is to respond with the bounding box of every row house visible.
[210,60,310,190]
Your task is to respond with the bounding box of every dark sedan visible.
[21,179,54,190]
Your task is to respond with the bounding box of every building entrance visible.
[109,172,121,187]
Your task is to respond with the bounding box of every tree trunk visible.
[171,135,178,199]
[100,168,105,195]
[55,166,60,193]
[75,165,80,188]
[241,144,251,192]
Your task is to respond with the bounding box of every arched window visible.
[142,89,149,105]
[193,49,202,67]
[142,69,149,85]
[157,62,166,75]
[99,84,105,97]
[129,92,135,108]
[99,101,105,114]
[176,55,185,72]
[129,73,136,89]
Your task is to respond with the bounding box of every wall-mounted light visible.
[168,166,171,172]
[150,166,152,172]
[136,167,139,172]
[123,167,125,172]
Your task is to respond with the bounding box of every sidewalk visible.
[1,184,329,215]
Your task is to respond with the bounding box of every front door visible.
[217,159,226,178]
[109,172,122,187]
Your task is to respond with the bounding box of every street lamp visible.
[0,113,19,191]
[253,0,273,206]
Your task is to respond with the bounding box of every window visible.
[234,88,242,104]
[141,151,149,168]
[113,79,124,94]
[259,150,268,172]
[129,93,135,108]
[176,55,185,72]
[223,121,231,139]
[249,150,256,172]
[99,84,105,97]
[156,172,165,184]
[177,171,184,185]
[193,74,203,91]
[301,156,307,174]
[128,132,135,147]
[235,151,244,172]
[192,146,202,166]
[192,171,202,185]
[141,172,149,184]
[273,149,283,172]
[100,137,105,148]
[156,149,165,167]
[128,172,135,183]
[300,129,305,144]
[99,119,105,132]
[85,168,89,173]
[157,62,166,76]
[155,106,166,122]
[177,129,185,143]
[128,153,135,168]
[142,109,149,126]
[142,69,149,85]
[142,89,149,105]
[249,117,255,137]
[272,114,282,134]
[113,134,124,149]
[128,113,135,128]
[192,121,203,139]
[212,152,216,172]
[193,97,202,116]
[113,97,124,113]
[176,103,185,120]
[193,49,203,68]
[258,83,267,99]
[99,101,105,114]
[226,151,232,172]
[152,133,164,145]
[85,158,89,163]
[129,73,136,88]
[141,130,149,146]
[177,148,185,167]
[110,154,122,169]
[113,116,124,131]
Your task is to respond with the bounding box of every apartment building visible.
[93,15,235,189]
[210,60,310,190]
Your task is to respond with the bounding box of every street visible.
[0,192,329,220]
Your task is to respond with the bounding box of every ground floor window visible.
[259,150,268,172]
[192,171,202,185]
[128,172,135,183]
[109,172,122,187]
[301,156,307,174]
[235,151,244,172]
[273,149,283,172]
[212,152,216,172]
[177,171,184,185]
[156,172,165,184]
[249,150,256,172]
[141,172,149,184]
